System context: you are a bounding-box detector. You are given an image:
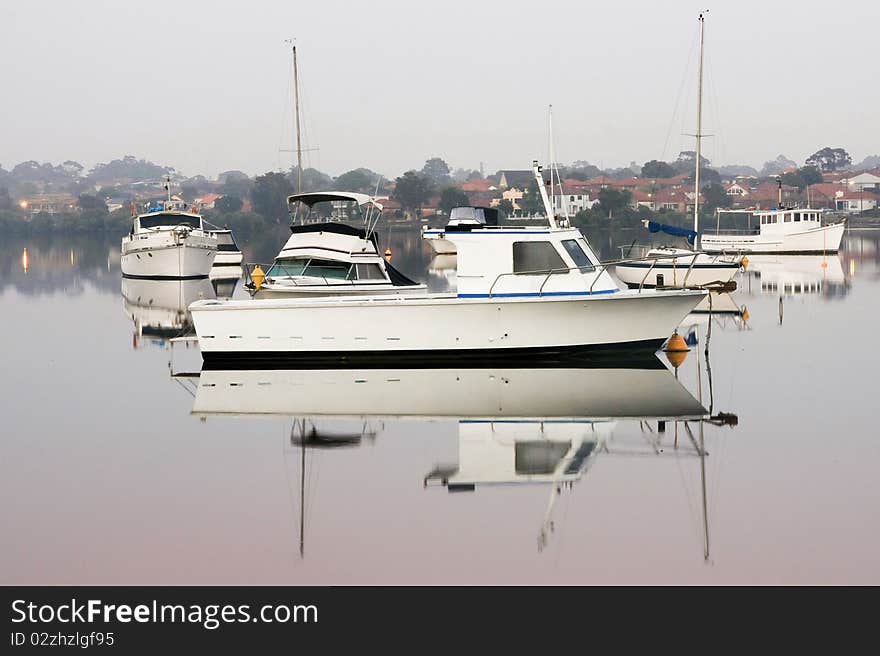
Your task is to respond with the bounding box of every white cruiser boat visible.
[190,163,707,366]
[613,14,742,290]
[704,203,846,254]
[208,229,243,269]
[121,190,217,279]
[248,192,426,298]
[422,206,499,255]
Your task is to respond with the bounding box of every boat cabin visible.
[262,192,418,288]
[447,205,499,227]
[132,200,205,233]
[423,224,619,297]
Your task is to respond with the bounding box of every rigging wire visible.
[660,25,700,162]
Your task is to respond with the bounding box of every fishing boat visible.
[613,12,742,290]
[121,178,217,279]
[190,162,707,366]
[246,192,426,298]
[704,195,846,254]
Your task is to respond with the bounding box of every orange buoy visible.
[663,331,689,368]
[741,256,749,270]
[664,332,689,352]
[384,248,392,261]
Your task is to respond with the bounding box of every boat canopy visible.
[287,192,383,210]
[449,206,499,226]
[646,220,697,245]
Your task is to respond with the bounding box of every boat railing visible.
[486,251,706,297]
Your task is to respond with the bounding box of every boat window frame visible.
[561,238,596,273]
[512,241,569,275]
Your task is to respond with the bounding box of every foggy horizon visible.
[3,0,878,180]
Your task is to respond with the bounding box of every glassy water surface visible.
[2,226,878,584]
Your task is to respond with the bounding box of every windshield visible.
[267,257,352,281]
[562,239,596,272]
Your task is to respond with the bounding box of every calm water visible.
[2,226,879,584]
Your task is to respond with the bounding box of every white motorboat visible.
[121,183,217,279]
[247,192,426,298]
[190,163,707,366]
[207,228,243,269]
[422,206,499,255]
[704,202,846,255]
[122,277,215,346]
[613,13,742,290]
[614,241,742,289]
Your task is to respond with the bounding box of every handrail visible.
[485,250,711,298]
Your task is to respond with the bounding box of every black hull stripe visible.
[200,340,667,370]
[122,274,209,280]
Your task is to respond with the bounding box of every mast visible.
[292,42,303,195]
[533,161,557,228]
[693,11,706,238]
[548,105,556,220]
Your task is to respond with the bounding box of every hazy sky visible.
[3,0,878,179]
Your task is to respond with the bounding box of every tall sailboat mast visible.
[693,11,706,235]
[292,42,304,195]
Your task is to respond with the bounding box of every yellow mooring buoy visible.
[741,256,749,271]
[384,248,392,261]
[251,264,265,290]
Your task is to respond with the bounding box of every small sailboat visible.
[613,12,742,290]
[121,176,218,280]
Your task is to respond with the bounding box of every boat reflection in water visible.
[743,254,849,300]
[209,266,242,300]
[177,350,736,560]
[122,277,215,348]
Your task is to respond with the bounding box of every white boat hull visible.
[252,282,427,299]
[121,232,216,279]
[190,289,705,365]
[613,254,740,289]
[212,250,243,267]
[427,237,457,255]
[701,221,845,254]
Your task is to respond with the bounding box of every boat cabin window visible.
[139,214,201,230]
[353,263,386,280]
[303,259,351,280]
[561,239,595,272]
[794,213,801,222]
[267,258,308,277]
[513,242,567,274]
[784,213,792,222]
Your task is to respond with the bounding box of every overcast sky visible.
[3,0,878,179]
